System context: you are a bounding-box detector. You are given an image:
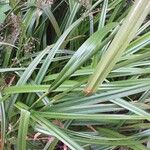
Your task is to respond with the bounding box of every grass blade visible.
[32,114,84,150]
[17,109,30,150]
[32,111,150,121]
[0,93,6,150]
[50,23,117,91]
[85,0,150,94]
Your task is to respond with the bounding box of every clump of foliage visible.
[0,0,150,149]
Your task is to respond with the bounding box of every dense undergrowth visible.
[0,0,150,149]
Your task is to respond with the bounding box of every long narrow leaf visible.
[17,109,30,150]
[32,114,84,150]
[85,0,150,94]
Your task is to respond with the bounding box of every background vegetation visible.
[0,0,150,149]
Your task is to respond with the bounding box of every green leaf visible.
[43,6,61,37]
[7,46,51,109]
[0,68,25,73]
[0,3,11,23]
[65,1,81,30]
[98,0,108,29]
[54,82,150,108]
[85,0,150,94]
[32,111,150,121]
[97,128,149,150]
[34,19,82,85]
[0,93,6,150]
[4,78,150,95]
[32,114,84,150]
[50,23,117,91]
[109,98,150,119]
[17,109,30,150]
